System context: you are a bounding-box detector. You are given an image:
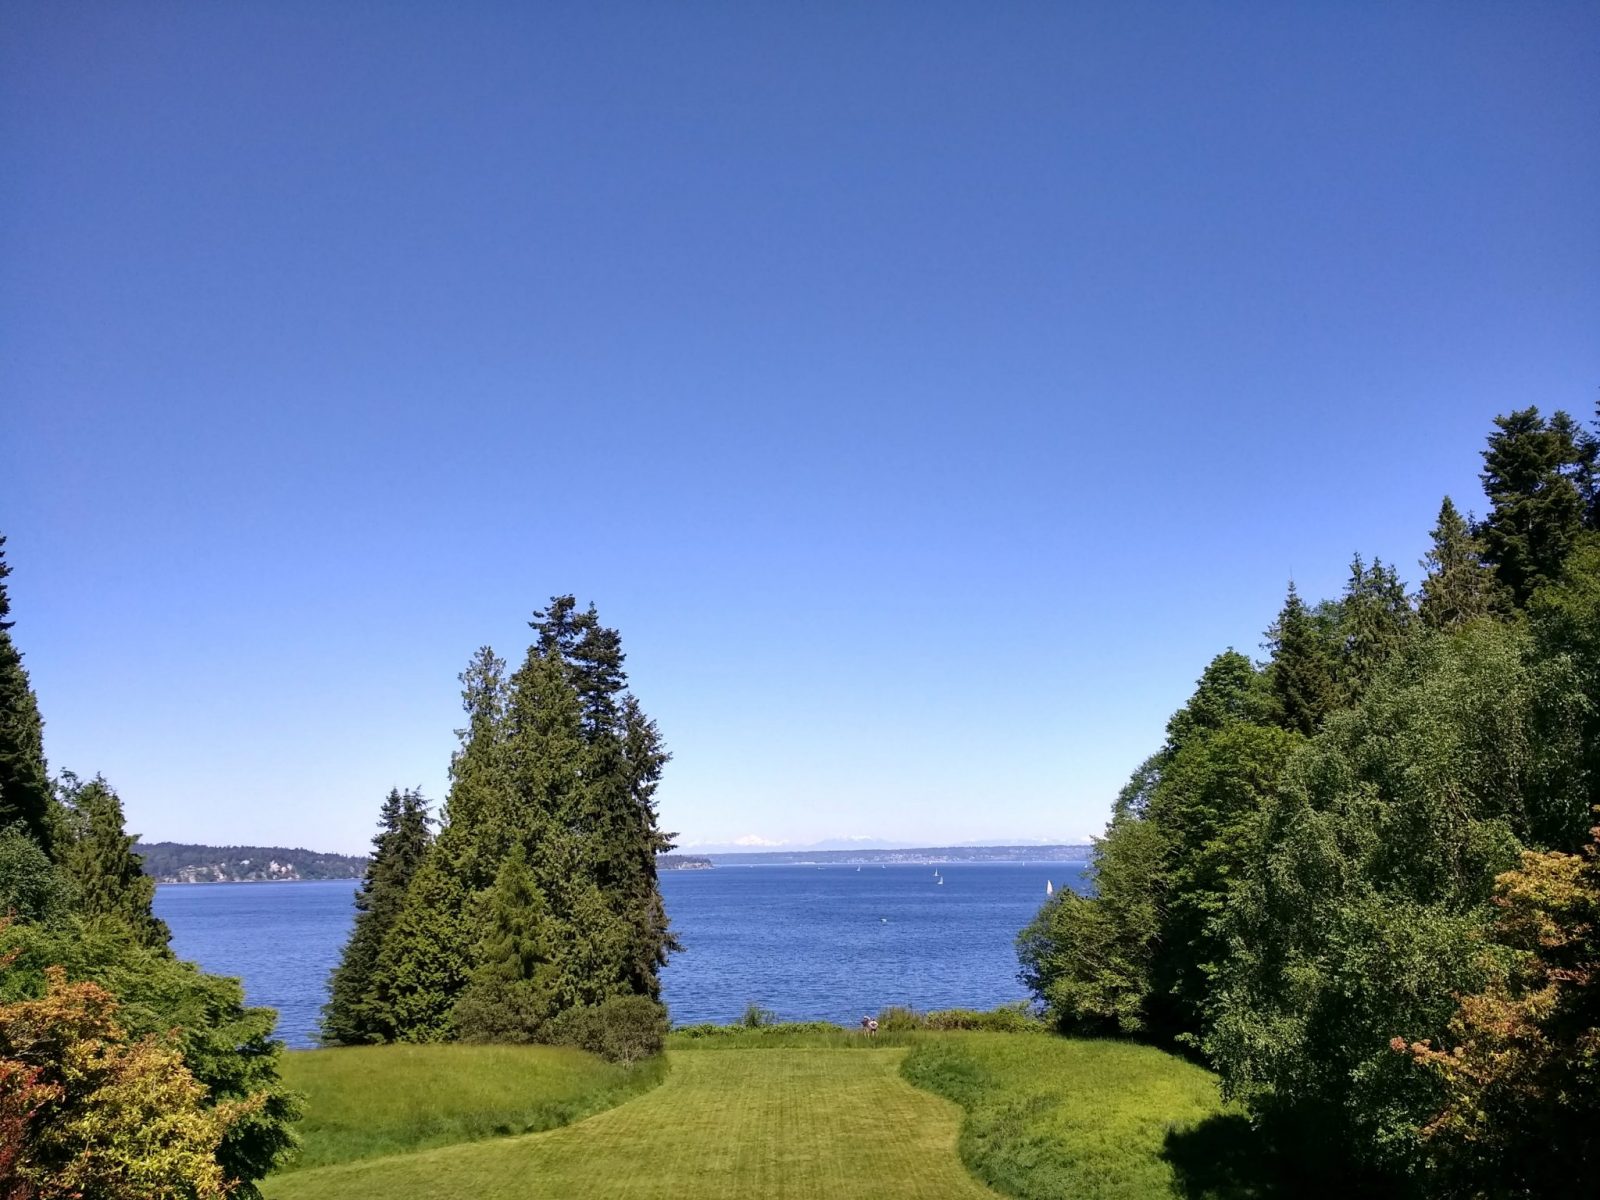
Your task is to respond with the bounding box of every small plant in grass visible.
[739,1002,779,1028]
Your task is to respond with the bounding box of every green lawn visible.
[267,1034,1258,1200]
[902,1033,1252,1200]
[277,1042,665,1171]
[267,1046,998,1200]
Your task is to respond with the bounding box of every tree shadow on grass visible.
[1162,1113,1369,1200]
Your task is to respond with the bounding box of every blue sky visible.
[4,2,1597,854]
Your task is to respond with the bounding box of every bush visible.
[549,995,667,1064]
[876,1004,1043,1033]
[739,1002,779,1028]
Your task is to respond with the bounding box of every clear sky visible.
[4,2,1597,855]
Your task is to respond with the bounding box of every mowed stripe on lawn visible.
[265,1048,1000,1200]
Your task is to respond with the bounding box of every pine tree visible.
[322,788,431,1044]
[0,535,54,855]
[56,774,169,949]
[1267,582,1341,736]
[369,855,475,1042]
[450,843,559,1041]
[1479,407,1595,606]
[1419,496,1505,630]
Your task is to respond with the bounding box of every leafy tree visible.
[1162,649,1269,756]
[1017,812,1162,1034]
[322,787,431,1045]
[1206,619,1589,1176]
[451,842,558,1041]
[1479,407,1596,606]
[0,964,253,1200]
[55,774,169,949]
[1530,534,1600,835]
[1266,583,1341,736]
[1419,497,1505,631]
[0,536,54,856]
[1403,822,1600,1198]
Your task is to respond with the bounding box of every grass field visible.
[277,1042,666,1171]
[902,1034,1246,1200]
[266,1034,1254,1199]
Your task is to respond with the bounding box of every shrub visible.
[0,965,256,1199]
[549,995,667,1064]
[739,1002,778,1029]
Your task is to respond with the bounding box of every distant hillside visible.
[135,841,368,883]
[703,843,1093,866]
[656,854,713,870]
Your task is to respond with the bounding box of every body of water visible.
[154,860,1087,1048]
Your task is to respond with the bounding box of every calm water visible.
[154,861,1088,1048]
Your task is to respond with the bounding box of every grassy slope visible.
[901,1033,1245,1200]
[278,1043,665,1171]
[266,1046,1000,1200]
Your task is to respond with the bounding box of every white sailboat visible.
[1046,880,1054,896]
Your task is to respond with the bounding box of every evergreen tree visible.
[450,842,558,1041]
[56,774,168,950]
[1266,583,1341,736]
[322,787,431,1045]
[0,536,54,855]
[1418,496,1504,631]
[1479,407,1595,606]
[369,855,475,1042]
[1337,554,1413,699]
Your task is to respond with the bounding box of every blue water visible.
[154,861,1087,1048]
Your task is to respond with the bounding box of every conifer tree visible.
[450,843,558,1041]
[0,536,54,855]
[56,774,168,949]
[322,787,431,1044]
[1479,407,1595,606]
[1338,554,1413,698]
[1418,496,1504,630]
[1266,583,1341,736]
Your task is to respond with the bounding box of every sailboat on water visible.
[1046,880,1054,896]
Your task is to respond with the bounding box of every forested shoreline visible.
[1019,405,1600,1196]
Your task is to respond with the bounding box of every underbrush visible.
[671,1002,1043,1048]
[277,1042,666,1171]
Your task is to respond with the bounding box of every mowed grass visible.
[266,1046,1001,1200]
[902,1033,1247,1200]
[277,1042,666,1171]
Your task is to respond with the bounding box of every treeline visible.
[0,537,301,1198]
[321,597,676,1058]
[136,841,369,882]
[1019,406,1600,1197]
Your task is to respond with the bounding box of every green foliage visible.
[0,535,54,857]
[55,773,169,949]
[361,599,676,1046]
[1206,619,1588,1175]
[322,787,431,1045]
[1404,825,1600,1199]
[0,824,68,923]
[451,843,558,1043]
[1018,811,1163,1033]
[276,1042,666,1172]
[1267,582,1343,735]
[0,918,303,1197]
[547,994,668,1064]
[0,965,247,1200]
[1478,406,1596,606]
[1419,496,1505,631]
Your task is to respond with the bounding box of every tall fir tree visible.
[1266,582,1341,737]
[1418,496,1504,631]
[0,535,54,855]
[1338,554,1413,699]
[321,787,431,1044]
[1479,407,1595,606]
[55,774,169,949]
[450,842,558,1041]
